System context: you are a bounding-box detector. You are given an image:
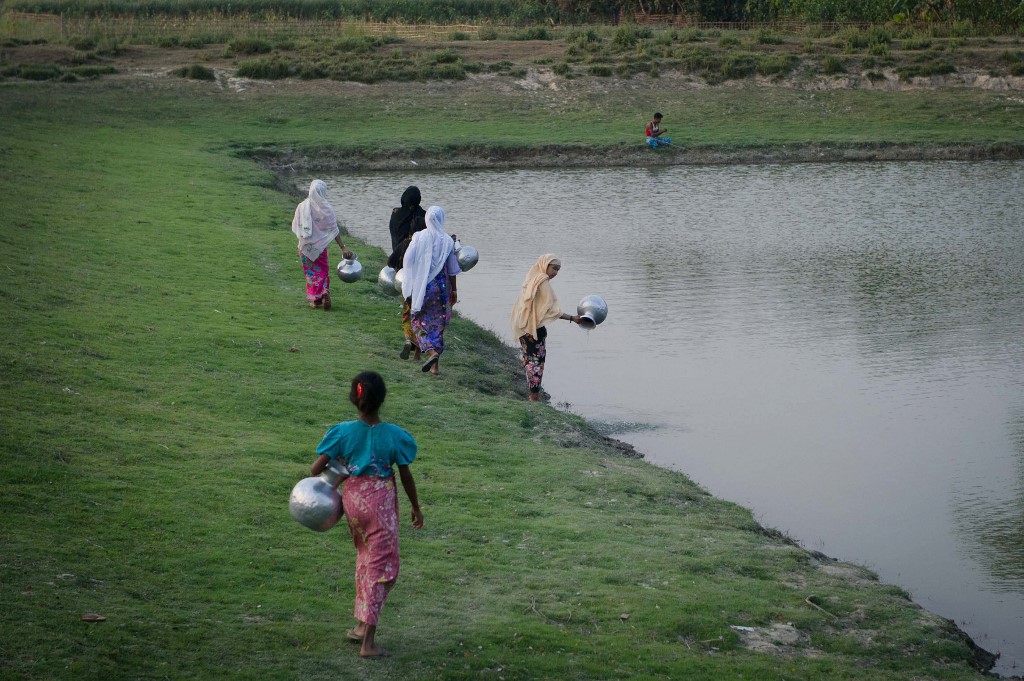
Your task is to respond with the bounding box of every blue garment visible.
[647,136,672,148]
[316,420,417,478]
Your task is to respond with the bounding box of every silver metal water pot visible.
[455,244,479,272]
[576,295,608,330]
[378,266,400,296]
[289,460,348,531]
[393,267,407,297]
[336,254,362,283]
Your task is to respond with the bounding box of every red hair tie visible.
[356,383,364,399]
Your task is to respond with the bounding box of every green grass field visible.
[0,76,1011,679]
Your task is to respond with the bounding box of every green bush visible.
[868,42,890,57]
[718,34,740,48]
[19,64,63,80]
[68,36,97,51]
[721,52,757,79]
[553,61,572,76]
[173,63,215,80]
[755,29,784,45]
[509,27,550,40]
[613,25,650,50]
[181,36,207,48]
[449,31,470,41]
[236,55,292,79]
[157,35,180,48]
[478,26,498,41]
[822,55,845,74]
[226,37,272,55]
[903,34,933,50]
[897,61,955,78]
[71,64,117,78]
[589,64,612,76]
[866,70,886,81]
[757,54,796,77]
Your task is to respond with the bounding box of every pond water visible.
[320,161,1024,675]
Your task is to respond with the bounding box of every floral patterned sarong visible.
[411,270,451,355]
[342,475,400,626]
[519,326,547,394]
[300,249,330,303]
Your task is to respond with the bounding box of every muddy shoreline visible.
[244,141,1024,175]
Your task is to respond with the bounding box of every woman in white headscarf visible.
[510,255,580,401]
[292,179,352,310]
[400,206,461,375]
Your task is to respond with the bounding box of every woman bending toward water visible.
[309,371,423,658]
[510,255,580,401]
[400,205,461,375]
[291,179,352,310]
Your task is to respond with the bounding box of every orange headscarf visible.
[510,254,563,340]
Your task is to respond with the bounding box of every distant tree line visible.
[7,0,1022,25]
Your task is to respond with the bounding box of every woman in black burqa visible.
[387,186,427,360]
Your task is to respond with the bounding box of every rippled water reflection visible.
[321,161,1024,674]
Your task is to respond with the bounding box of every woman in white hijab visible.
[400,206,461,375]
[292,179,352,310]
[510,255,580,401]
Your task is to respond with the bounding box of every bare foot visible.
[360,645,389,658]
[346,627,364,642]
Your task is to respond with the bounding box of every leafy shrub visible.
[755,29,784,45]
[72,64,116,78]
[59,72,78,82]
[822,55,845,74]
[478,26,498,41]
[449,31,470,41]
[236,56,292,79]
[721,53,757,79]
[868,42,890,57]
[157,35,180,48]
[506,67,526,77]
[273,38,296,51]
[509,27,550,40]
[839,27,868,50]
[903,34,932,50]
[181,36,207,48]
[757,54,796,77]
[19,64,63,80]
[718,34,740,48]
[174,63,215,80]
[613,25,650,49]
[866,71,886,81]
[589,64,612,76]
[553,61,571,76]
[897,61,955,78]
[425,49,459,64]
[1011,63,1024,76]
[69,36,97,51]
[227,37,272,55]
[567,28,600,45]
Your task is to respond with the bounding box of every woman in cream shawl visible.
[292,179,352,310]
[400,206,461,375]
[510,255,581,401]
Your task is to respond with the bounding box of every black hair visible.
[350,371,387,414]
[653,112,663,119]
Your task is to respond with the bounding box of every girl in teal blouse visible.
[310,371,423,658]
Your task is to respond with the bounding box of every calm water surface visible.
[322,162,1024,674]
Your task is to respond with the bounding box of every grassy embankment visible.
[0,79,1010,679]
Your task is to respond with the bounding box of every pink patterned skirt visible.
[342,475,400,626]
[300,248,330,303]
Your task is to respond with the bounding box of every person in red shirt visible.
[645,112,671,148]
